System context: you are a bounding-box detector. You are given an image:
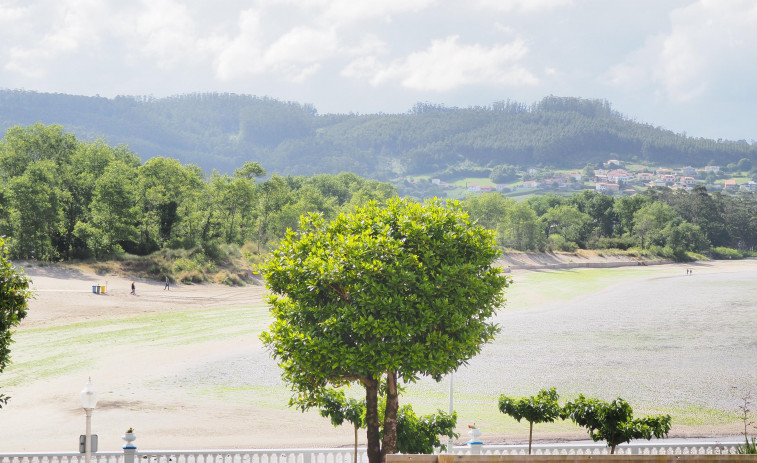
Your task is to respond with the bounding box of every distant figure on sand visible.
[131,282,136,295]
[164,276,170,290]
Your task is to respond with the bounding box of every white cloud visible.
[211,0,434,84]
[214,9,266,80]
[476,0,573,13]
[606,0,757,103]
[133,0,200,69]
[0,4,31,32]
[266,27,338,65]
[342,34,389,57]
[265,27,338,81]
[345,35,538,91]
[321,0,436,26]
[261,0,436,27]
[214,11,341,83]
[3,0,106,78]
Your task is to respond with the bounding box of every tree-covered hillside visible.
[1,91,754,180]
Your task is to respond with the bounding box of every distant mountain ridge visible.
[1,90,754,179]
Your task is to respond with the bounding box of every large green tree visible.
[136,157,204,251]
[632,202,679,249]
[260,197,509,463]
[0,238,31,408]
[498,201,544,251]
[75,159,141,257]
[463,192,511,231]
[541,204,592,249]
[7,160,62,260]
[569,190,617,239]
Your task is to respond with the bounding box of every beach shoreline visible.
[1,259,754,452]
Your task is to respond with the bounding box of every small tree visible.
[319,390,458,457]
[261,197,509,463]
[498,388,562,454]
[318,389,365,463]
[394,405,457,454]
[563,395,671,454]
[0,238,32,408]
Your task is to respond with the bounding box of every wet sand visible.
[0,259,754,452]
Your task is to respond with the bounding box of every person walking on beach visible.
[131,281,136,295]
[164,276,170,290]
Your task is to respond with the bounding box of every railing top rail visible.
[0,442,744,457]
[473,442,744,449]
[0,452,124,457]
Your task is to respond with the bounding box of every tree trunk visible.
[354,424,359,463]
[528,421,533,455]
[381,371,399,461]
[611,445,616,455]
[365,378,382,463]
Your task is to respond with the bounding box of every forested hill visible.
[1,90,754,179]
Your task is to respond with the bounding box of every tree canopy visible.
[563,395,672,454]
[260,197,509,463]
[0,238,31,409]
[0,124,398,263]
[498,388,562,454]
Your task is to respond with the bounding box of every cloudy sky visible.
[1,0,756,141]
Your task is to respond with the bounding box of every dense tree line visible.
[462,187,757,258]
[1,124,754,263]
[1,91,755,185]
[0,124,395,261]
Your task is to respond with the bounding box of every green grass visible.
[451,177,495,187]
[396,381,746,437]
[669,405,740,426]
[4,305,270,386]
[503,266,675,311]
[196,385,292,409]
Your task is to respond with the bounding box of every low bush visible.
[685,251,708,261]
[173,257,202,273]
[710,246,743,260]
[593,236,636,250]
[215,270,245,286]
[177,269,204,284]
[547,234,578,252]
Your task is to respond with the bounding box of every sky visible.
[1,0,756,141]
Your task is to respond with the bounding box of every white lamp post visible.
[80,378,98,463]
[447,372,454,452]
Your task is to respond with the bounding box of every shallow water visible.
[180,262,757,422]
[441,264,757,412]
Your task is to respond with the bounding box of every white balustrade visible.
[0,442,743,463]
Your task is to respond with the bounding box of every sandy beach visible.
[0,259,754,452]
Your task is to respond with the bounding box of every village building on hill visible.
[595,182,620,193]
[741,181,757,192]
[417,159,749,197]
